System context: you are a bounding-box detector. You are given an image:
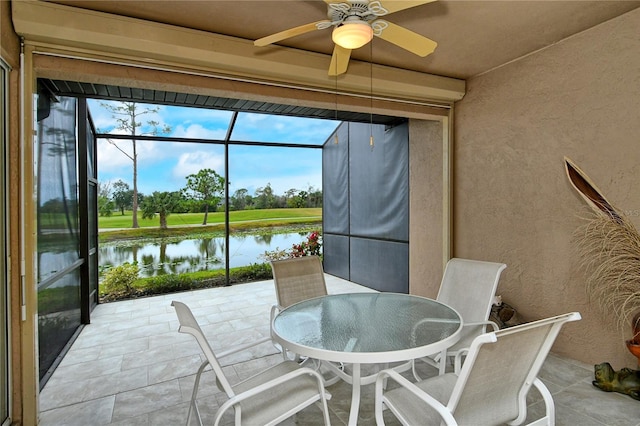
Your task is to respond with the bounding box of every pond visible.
[98,231,311,277]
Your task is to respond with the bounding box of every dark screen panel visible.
[349,122,409,241]
[349,237,409,293]
[322,123,349,234]
[322,234,350,279]
[36,94,82,383]
[322,121,409,292]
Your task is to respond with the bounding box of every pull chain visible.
[369,42,374,151]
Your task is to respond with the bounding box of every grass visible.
[99,208,321,229]
[98,218,322,243]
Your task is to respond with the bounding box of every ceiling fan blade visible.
[254,21,329,47]
[374,20,437,57]
[328,45,352,76]
[378,0,437,15]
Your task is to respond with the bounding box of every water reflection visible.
[99,232,308,277]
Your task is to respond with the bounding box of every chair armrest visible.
[375,369,457,426]
[214,366,330,423]
[453,349,470,374]
[217,336,273,359]
[462,320,499,332]
[270,304,281,323]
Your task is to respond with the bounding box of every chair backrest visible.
[448,312,581,425]
[270,255,327,308]
[437,258,507,326]
[171,301,235,396]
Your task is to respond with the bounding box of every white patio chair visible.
[269,255,327,361]
[269,256,346,384]
[171,301,332,426]
[270,255,327,309]
[376,311,581,426]
[414,258,507,377]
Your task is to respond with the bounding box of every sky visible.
[87,99,340,198]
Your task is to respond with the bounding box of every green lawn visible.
[99,208,322,230]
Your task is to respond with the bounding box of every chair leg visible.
[321,361,345,386]
[187,360,210,426]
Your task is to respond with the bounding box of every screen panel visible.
[36,93,82,383]
[349,237,409,293]
[349,122,409,241]
[322,123,349,234]
[322,234,349,280]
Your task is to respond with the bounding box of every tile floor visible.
[39,276,640,425]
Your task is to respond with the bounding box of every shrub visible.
[261,231,322,261]
[228,263,273,282]
[99,263,275,302]
[141,274,196,294]
[291,231,321,257]
[101,262,139,296]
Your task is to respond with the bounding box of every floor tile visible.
[111,380,183,422]
[38,277,640,426]
[39,395,115,426]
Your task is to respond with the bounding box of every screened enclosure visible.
[32,77,413,386]
[323,121,409,293]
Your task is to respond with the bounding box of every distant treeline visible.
[93,179,322,216]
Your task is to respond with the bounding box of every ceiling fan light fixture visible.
[332,21,373,49]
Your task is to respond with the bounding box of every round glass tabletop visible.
[272,292,462,363]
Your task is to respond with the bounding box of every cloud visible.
[173,151,225,180]
[231,112,339,144]
[97,139,135,171]
[172,123,226,140]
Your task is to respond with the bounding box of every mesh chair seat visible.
[230,361,331,426]
[271,255,327,309]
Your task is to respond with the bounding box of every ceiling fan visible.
[254,0,438,76]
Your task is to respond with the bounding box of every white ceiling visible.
[46,1,640,80]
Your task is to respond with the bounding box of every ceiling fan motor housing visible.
[328,1,384,25]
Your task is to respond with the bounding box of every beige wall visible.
[1,0,20,67]
[409,119,449,298]
[454,8,640,368]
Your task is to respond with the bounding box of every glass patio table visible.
[271,292,462,425]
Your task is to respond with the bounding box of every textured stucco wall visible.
[1,0,20,67]
[454,8,640,368]
[409,119,447,298]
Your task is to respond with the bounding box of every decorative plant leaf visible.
[565,156,622,222]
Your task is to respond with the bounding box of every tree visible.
[98,180,112,200]
[97,180,114,216]
[307,185,323,208]
[231,188,249,211]
[284,188,298,208]
[98,196,114,217]
[254,183,276,209]
[182,168,225,225]
[99,101,171,228]
[112,179,133,215]
[140,191,180,229]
